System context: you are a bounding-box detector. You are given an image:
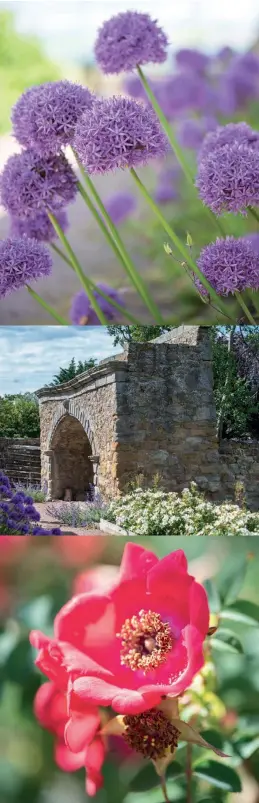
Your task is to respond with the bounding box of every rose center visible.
[123,709,180,759]
[117,609,173,673]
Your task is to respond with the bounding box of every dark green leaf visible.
[218,556,248,606]
[211,628,243,654]
[17,596,53,630]
[220,600,259,627]
[233,735,259,759]
[203,580,221,614]
[130,761,183,791]
[194,761,242,792]
[198,730,225,751]
[4,638,33,684]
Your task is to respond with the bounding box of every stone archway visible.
[49,415,94,500]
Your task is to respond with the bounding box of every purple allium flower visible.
[123,75,146,101]
[94,11,168,74]
[197,236,259,295]
[178,116,217,151]
[222,55,259,110]
[0,236,52,297]
[175,48,210,74]
[198,122,259,162]
[105,191,136,225]
[196,142,259,215]
[10,209,68,243]
[159,73,217,119]
[217,46,235,62]
[70,284,124,325]
[153,165,180,204]
[154,182,178,205]
[74,96,169,174]
[242,232,259,255]
[0,149,77,219]
[12,81,94,156]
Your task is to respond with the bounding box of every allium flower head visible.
[175,48,210,74]
[12,81,94,156]
[178,117,217,151]
[243,232,259,255]
[197,236,259,296]
[159,73,217,119]
[70,284,124,325]
[196,142,259,215]
[94,11,168,74]
[0,236,52,297]
[74,96,169,174]
[199,122,259,162]
[105,191,136,225]
[10,209,69,242]
[0,149,77,219]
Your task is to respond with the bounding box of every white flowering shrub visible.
[107,483,259,536]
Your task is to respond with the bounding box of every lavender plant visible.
[47,493,108,528]
[1,11,259,323]
[0,470,60,534]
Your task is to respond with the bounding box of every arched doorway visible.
[50,415,94,500]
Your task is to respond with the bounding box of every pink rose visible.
[31,545,209,716]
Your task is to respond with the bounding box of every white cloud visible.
[0,326,121,394]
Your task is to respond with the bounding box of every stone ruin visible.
[35,326,259,510]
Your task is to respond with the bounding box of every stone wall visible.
[0,438,41,486]
[113,336,220,496]
[37,362,126,500]
[219,440,259,512]
[35,327,259,510]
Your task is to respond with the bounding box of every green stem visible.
[248,206,259,225]
[72,149,164,323]
[47,212,108,325]
[50,242,141,324]
[130,167,234,321]
[234,291,257,324]
[26,285,69,324]
[76,180,130,268]
[136,65,226,237]
[186,744,193,803]
[160,777,170,803]
[247,289,259,319]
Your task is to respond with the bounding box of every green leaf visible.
[203,580,221,614]
[233,735,259,759]
[130,761,183,791]
[218,556,248,606]
[17,595,53,630]
[220,600,259,627]
[210,628,243,654]
[4,638,33,684]
[194,761,242,792]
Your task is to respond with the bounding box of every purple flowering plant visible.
[0,470,61,535]
[1,10,259,323]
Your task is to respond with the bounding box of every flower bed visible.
[106,483,259,536]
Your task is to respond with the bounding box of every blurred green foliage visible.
[0,11,60,134]
[0,394,40,438]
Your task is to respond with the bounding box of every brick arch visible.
[47,400,97,453]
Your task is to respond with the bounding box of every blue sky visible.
[0,326,121,394]
[2,0,259,63]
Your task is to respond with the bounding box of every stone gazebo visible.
[36,326,222,502]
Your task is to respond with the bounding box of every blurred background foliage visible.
[0,535,259,803]
[0,11,60,134]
